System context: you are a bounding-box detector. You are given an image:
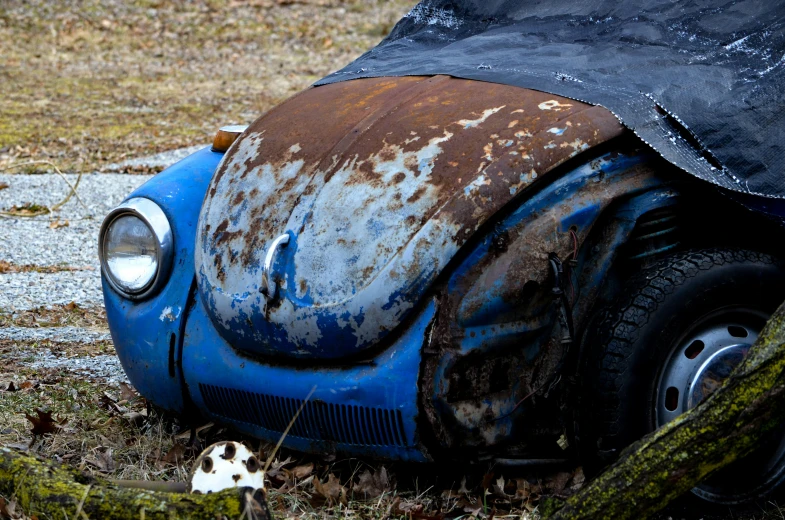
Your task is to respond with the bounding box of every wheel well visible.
[622,190,785,271]
[575,183,785,356]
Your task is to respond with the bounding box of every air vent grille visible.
[627,206,681,261]
[199,383,409,447]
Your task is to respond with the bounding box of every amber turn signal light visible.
[212,125,248,152]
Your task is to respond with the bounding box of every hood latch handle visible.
[260,233,290,300]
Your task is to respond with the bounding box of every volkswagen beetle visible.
[99,75,785,503]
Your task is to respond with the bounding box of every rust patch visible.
[195,74,626,357]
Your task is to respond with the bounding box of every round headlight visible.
[99,198,173,300]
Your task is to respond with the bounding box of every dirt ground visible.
[2,1,785,519]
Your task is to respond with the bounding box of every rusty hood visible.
[195,75,624,359]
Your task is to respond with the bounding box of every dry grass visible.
[0,301,106,328]
[0,260,92,275]
[0,350,552,518]
[0,0,414,173]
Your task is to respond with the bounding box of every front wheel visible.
[579,249,785,504]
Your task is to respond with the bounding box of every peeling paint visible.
[194,76,625,359]
[159,305,181,322]
[538,99,574,111]
[456,106,506,129]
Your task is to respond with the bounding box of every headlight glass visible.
[104,215,158,292]
[99,197,173,300]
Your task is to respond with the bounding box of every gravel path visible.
[104,145,205,172]
[23,351,127,384]
[0,149,193,382]
[0,173,152,220]
[0,173,153,270]
[0,326,111,343]
[0,265,103,311]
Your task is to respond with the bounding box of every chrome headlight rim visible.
[99,197,173,300]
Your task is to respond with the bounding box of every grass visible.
[0,346,550,518]
[0,324,563,518]
[0,0,416,173]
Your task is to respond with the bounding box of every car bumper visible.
[180,293,433,462]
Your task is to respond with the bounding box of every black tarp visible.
[316,0,785,198]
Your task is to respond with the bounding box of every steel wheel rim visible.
[655,306,785,503]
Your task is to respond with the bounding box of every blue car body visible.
[103,77,785,463]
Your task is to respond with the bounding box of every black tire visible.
[579,248,785,502]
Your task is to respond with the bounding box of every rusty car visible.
[99,0,785,505]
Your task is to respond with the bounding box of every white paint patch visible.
[464,173,490,197]
[560,139,590,154]
[538,100,573,111]
[159,305,181,322]
[289,143,302,154]
[456,106,506,129]
[291,130,455,304]
[547,127,567,136]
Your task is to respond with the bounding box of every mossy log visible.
[0,448,271,520]
[548,300,785,520]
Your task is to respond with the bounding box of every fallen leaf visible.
[64,301,79,311]
[543,471,573,496]
[289,462,314,480]
[481,471,495,491]
[390,497,438,519]
[0,183,8,191]
[84,446,114,473]
[5,202,48,217]
[174,421,214,440]
[265,456,292,479]
[19,380,38,390]
[98,393,125,414]
[161,443,186,465]
[312,473,347,505]
[48,219,69,229]
[513,478,534,501]
[0,497,21,519]
[570,467,586,491]
[353,466,392,498]
[492,476,509,498]
[122,411,145,426]
[456,496,481,516]
[269,456,293,472]
[25,409,66,436]
[118,382,137,402]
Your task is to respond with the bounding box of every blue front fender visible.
[103,147,223,413]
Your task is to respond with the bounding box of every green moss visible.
[0,449,251,519]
